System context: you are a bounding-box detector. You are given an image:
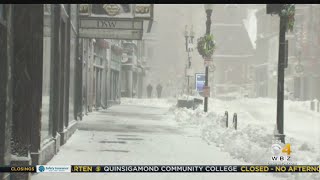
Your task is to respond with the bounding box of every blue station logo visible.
[38,165,45,172]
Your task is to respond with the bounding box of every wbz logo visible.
[271,143,292,161]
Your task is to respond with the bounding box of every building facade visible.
[0,4,81,180]
[0,4,155,180]
[254,5,320,100]
[212,5,255,99]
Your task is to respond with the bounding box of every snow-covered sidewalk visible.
[171,97,320,180]
[32,98,284,180]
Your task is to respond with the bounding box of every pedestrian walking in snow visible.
[147,84,153,98]
[156,84,163,98]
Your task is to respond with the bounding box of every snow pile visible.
[171,100,320,180]
[177,93,204,101]
[120,98,172,107]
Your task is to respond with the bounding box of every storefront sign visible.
[79,18,143,40]
[78,4,153,40]
[195,73,205,92]
[134,4,153,19]
[91,4,134,18]
[80,18,143,30]
[80,4,153,20]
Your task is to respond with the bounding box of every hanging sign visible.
[79,18,143,40]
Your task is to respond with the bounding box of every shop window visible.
[68,4,78,122]
[69,27,76,122]
[41,4,53,142]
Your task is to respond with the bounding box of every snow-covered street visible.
[30,98,295,180]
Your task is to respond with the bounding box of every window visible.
[41,4,53,142]
[68,5,77,122]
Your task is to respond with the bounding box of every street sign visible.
[79,18,144,40]
[203,86,210,97]
[195,73,205,92]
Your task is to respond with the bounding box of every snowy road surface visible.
[32,99,285,180]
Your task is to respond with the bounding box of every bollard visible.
[233,113,237,130]
[225,111,228,128]
[318,101,320,112]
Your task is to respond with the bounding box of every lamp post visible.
[266,4,294,144]
[184,25,195,95]
[203,4,213,112]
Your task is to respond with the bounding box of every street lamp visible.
[184,25,195,95]
[266,4,295,144]
[203,4,213,112]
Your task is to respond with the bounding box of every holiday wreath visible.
[197,34,216,58]
[280,4,295,32]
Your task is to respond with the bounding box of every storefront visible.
[86,39,95,112]
[0,5,12,180]
[0,5,81,180]
[81,39,90,115]
[93,40,106,109]
[108,44,122,105]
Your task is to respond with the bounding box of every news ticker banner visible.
[1,165,320,173]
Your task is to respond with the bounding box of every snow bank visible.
[120,98,173,108]
[171,98,320,180]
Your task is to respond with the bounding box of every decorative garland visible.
[280,4,295,32]
[197,34,216,58]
